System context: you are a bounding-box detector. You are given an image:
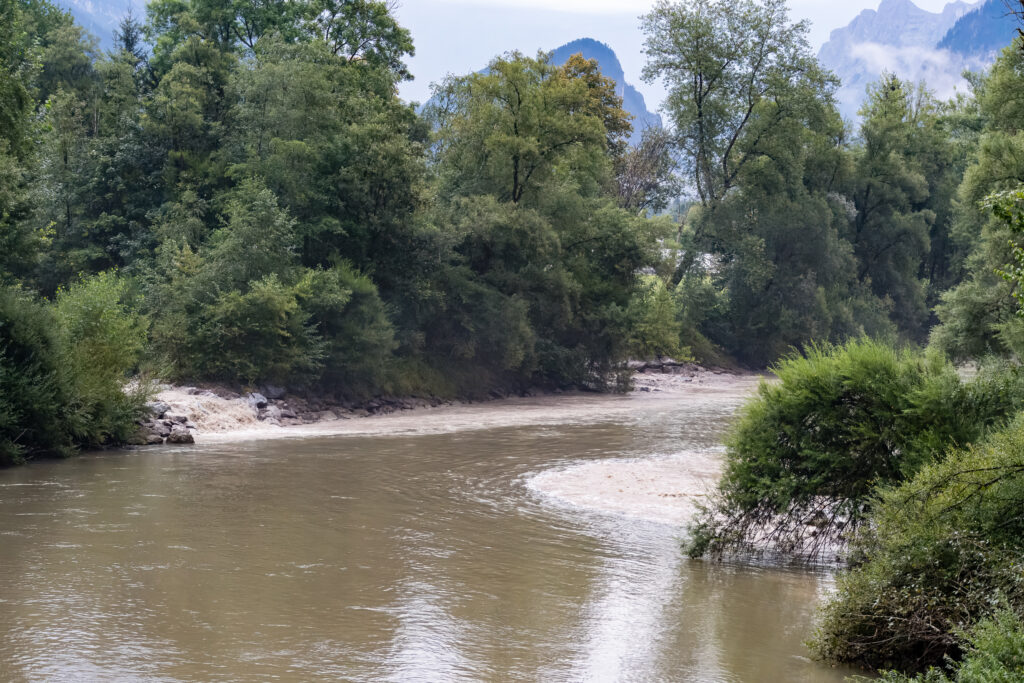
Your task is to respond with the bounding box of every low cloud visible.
[833,41,992,118]
[847,42,984,98]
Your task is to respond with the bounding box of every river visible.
[0,379,858,681]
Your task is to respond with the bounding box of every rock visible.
[126,428,150,446]
[279,407,297,419]
[147,401,171,419]
[142,420,172,438]
[146,433,165,445]
[260,405,283,422]
[166,414,189,425]
[166,425,195,444]
[246,393,269,409]
[317,410,339,421]
[262,384,287,400]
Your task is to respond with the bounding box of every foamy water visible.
[528,450,725,527]
[152,387,271,433]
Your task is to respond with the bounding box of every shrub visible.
[626,274,689,360]
[0,286,67,464]
[54,271,149,446]
[300,265,397,397]
[0,273,148,466]
[687,340,1024,559]
[813,417,1024,673]
[877,610,1024,682]
[193,274,324,386]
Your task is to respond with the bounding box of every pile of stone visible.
[132,401,197,445]
[628,358,703,375]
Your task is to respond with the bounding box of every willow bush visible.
[812,417,1024,673]
[687,339,1024,559]
[0,273,148,466]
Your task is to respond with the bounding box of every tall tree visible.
[641,0,836,282]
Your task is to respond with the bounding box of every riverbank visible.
[135,361,759,446]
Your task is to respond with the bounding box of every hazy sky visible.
[393,0,976,107]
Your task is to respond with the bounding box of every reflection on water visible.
[0,386,857,681]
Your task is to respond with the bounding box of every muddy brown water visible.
[0,382,859,681]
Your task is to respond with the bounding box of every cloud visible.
[846,42,985,97]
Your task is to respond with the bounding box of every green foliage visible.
[688,340,1024,558]
[626,275,687,360]
[302,265,396,397]
[428,50,628,205]
[642,0,826,207]
[931,40,1024,360]
[0,286,67,465]
[193,274,323,386]
[0,274,148,466]
[877,610,1024,682]
[53,272,149,446]
[851,76,944,341]
[813,415,1024,673]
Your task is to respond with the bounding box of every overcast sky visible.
[393,0,976,108]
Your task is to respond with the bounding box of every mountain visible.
[548,38,662,143]
[818,0,977,119]
[938,0,1020,58]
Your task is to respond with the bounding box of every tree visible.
[642,0,827,211]
[615,126,682,214]
[428,51,629,205]
[303,0,414,79]
[930,39,1024,360]
[850,76,938,340]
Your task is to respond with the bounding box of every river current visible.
[0,380,857,681]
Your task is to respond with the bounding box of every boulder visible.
[260,405,283,422]
[166,425,195,444]
[147,401,171,419]
[246,392,269,409]
[166,414,189,425]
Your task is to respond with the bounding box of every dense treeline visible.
[0,0,1020,463]
[0,0,687,462]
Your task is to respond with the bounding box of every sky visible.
[393,0,977,108]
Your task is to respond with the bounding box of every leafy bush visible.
[1,273,147,466]
[626,274,688,360]
[176,274,321,386]
[687,340,1024,558]
[813,417,1024,673]
[53,271,149,446]
[0,286,67,464]
[301,265,397,397]
[877,610,1024,682]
